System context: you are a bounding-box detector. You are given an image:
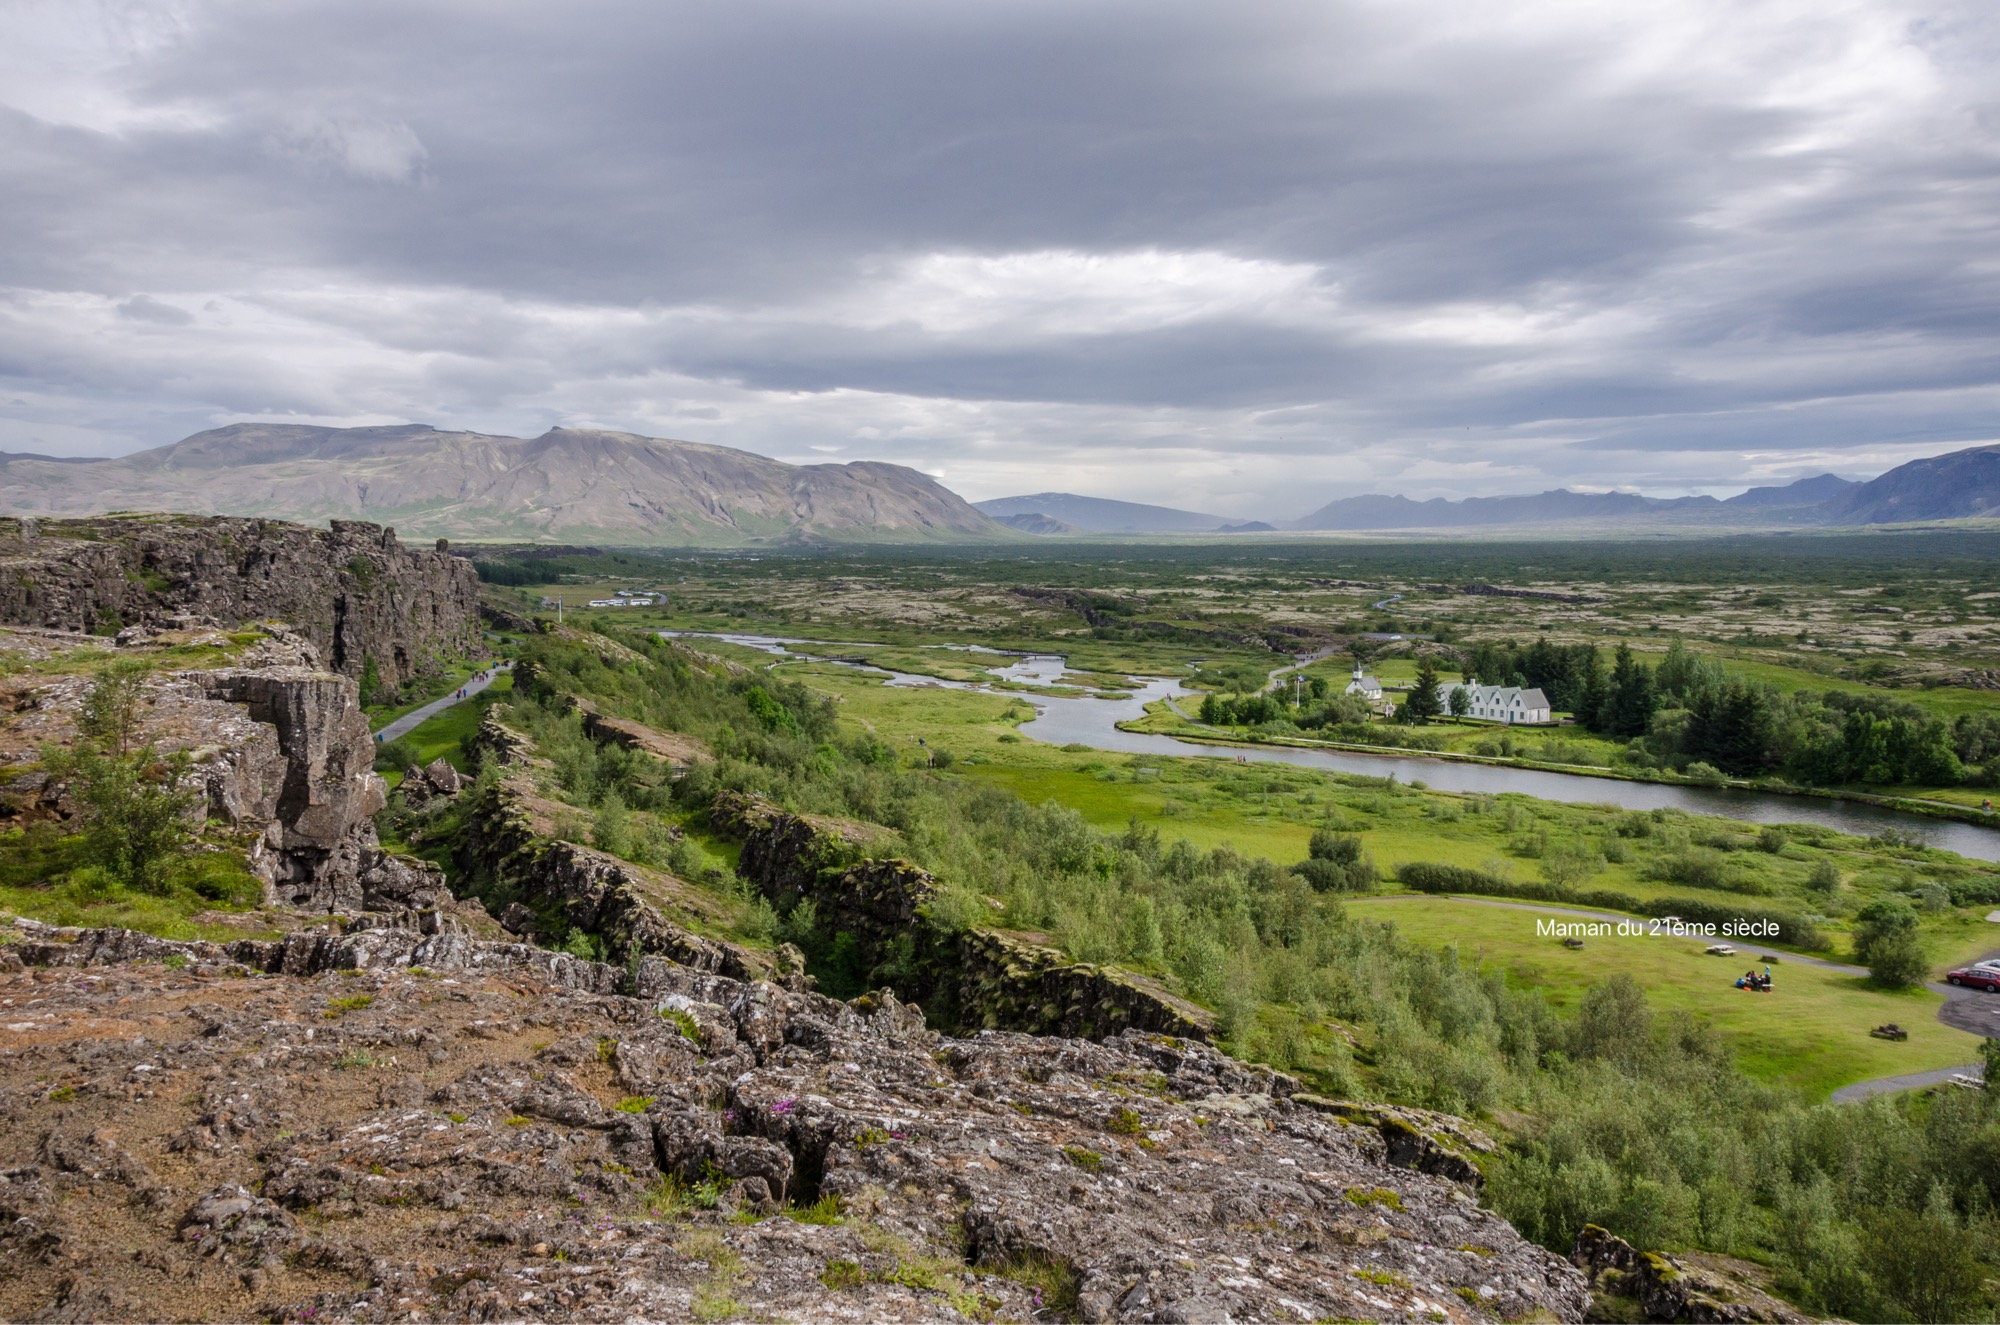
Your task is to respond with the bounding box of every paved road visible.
[1362,893,1991,1100]
[1830,1064,1983,1103]
[375,661,510,743]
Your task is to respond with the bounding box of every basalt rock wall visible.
[453,774,786,987]
[0,625,438,913]
[709,788,1215,1041]
[0,514,479,688]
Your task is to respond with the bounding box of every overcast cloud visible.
[1,0,1996,516]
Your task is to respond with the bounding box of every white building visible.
[1343,664,1383,701]
[1437,678,1552,725]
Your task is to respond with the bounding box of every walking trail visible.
[374,661,511,743]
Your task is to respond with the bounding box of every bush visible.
[1853,897,1927,988]
[375,736,420,773]
[1645,848,1733,891]
[39,743,199,893]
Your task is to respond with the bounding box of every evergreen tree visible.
[1599,644,1658,738]
[1401,654,1444,724]
[1688,681,1773,775]
[1853,897,1928,988]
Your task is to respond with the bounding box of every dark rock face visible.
[0,917,1590,1323]
[200,668,387,905]
[1572,1224,1808,1323]
[710,788,1214,1040]
[454,777,787,986]
[0,514,479,689]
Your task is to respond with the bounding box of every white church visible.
[1434,678,1552,725]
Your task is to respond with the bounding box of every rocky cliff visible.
[0,622,443,913]
[0,915,1589,1323]
[0,514,480,690]
[709,789,1216,1041]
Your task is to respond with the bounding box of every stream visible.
[662,631,2000,863]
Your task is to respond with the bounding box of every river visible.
[662,631,2000,863]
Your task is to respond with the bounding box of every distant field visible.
[1346,894,1980,1098]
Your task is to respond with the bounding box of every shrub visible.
[375,736,420,773]
[1853,897,1927,988]
[39,742,199,893]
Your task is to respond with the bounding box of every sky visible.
[1,0,1996,519]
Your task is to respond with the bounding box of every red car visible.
[1946,964,2000,991]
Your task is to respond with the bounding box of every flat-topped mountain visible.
[0,424,1006,546]
[974,492,1230,532]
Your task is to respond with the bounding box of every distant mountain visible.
[0,424,1007,546]
[991,512,1080,534]
[1290,489,1715,531]
[1825,445,2000,524]
[1217,521,1276,533]
[1285,449,2000,531]
[974,492,1230,533]
[1723,473,1859,508]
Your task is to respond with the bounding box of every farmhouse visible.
[1437,678,1552,725]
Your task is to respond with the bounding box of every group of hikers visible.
[454,664,502,700]
[1734,965,1775,992]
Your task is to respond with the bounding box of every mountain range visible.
[3,424,1996,543]
[982,444,2000,534]
[0,424,1000,545]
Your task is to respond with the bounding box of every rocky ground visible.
[0,917,1587,1323]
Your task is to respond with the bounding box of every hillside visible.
[974,492,1229,532]
[0,424,1007,546]
[1826,444,2000,523]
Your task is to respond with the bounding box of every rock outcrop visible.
[0,514,479,689]
[0,916,1590,1323]
[0,624,439,912]
[453,776,787,987]
[1571,1225,1809,1323]
[710,789,1215,1040]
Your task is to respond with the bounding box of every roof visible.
[1438,680,1551,709]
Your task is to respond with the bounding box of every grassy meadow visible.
[1346,894,1978,1097]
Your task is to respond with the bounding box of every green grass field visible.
[803,660,1998,939]
[1346,894,1980,1098]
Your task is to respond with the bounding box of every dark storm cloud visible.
[0,0,1996,511]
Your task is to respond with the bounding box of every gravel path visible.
[374,661,510,742]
